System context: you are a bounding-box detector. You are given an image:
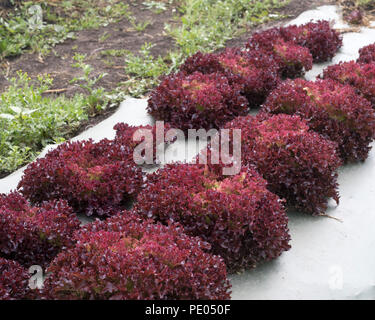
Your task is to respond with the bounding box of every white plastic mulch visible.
[1,5,375,300]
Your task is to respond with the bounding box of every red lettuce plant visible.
[246,29,313,78]
[0,192,80,268]
[222,114,341,215]
[281,20,342,62]
[40,212,231,300]
[179,48,280,107]
[147,71,248,132]
[18,139,143,217]
[114,122,173,149]
[262,78,375,162]
[271,39,313,78]
[321,61,375,108]
[357,43,375,64]
[0,257,30,300]
[113,122,176,164]
[344,9,363,25]
[133,164,291,273]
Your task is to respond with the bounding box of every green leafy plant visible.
[0,3,75,58]
[123,43,170,97]
[0,72,90,175]
[71,53,109,113]
[142,1,168,13]
[129,16,151,32]
[100,49,129,57]
[166,0,288,57]
[98,31,111,42]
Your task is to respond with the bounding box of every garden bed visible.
[2,0,333,177]
[1,3,375,300]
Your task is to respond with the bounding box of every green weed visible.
[142,1,168,13]
[0,72,88,173]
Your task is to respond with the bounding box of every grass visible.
[123,0,289,97]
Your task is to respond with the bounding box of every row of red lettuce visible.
[1,21,375,300]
